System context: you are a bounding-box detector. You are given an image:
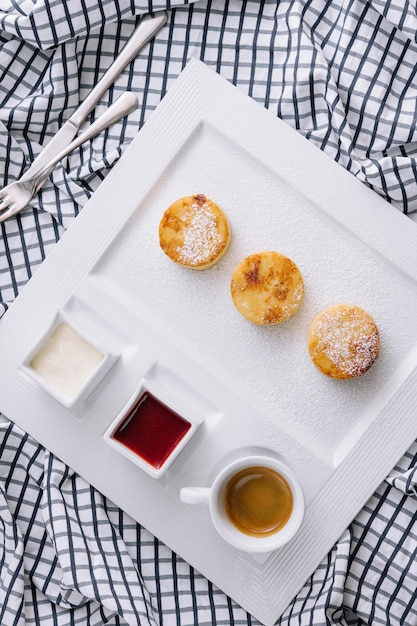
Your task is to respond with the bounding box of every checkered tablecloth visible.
[1,1,417,624]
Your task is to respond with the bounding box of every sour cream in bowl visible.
[20,311,118,407]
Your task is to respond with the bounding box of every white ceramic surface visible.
[20,310,118,407]
[104,377,202,478]
[0,60,417,625]
[180,455,305,553]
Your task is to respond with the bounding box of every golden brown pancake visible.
[230,251,304,325]
[308,304,380,379]
[159,194,231,270]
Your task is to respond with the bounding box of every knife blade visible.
[20,11,167,182]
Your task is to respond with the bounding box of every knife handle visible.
[69,11,167,128]
[32,92,139,195]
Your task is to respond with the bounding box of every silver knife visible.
[20,11,167,182]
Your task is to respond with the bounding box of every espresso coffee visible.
[224,466,293,537]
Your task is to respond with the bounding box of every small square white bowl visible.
[20,310,118,408]
[103,378,201,479]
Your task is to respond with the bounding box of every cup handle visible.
[180,487,211,505]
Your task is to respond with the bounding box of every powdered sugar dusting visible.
[283,281,304,316]
[312,307,379,377]
[178,201,224,266]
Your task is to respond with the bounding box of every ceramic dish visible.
[104,377,202,478]
[20,310,118,407]
[1,60,417,625]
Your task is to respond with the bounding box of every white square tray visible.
[1,59,417,625]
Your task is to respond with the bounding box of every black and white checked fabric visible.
[1,1,417,624]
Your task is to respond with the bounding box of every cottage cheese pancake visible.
[159,194,231,270]
[308,304,380,379]
[230,251,304,325]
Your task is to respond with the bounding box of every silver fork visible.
[0,91,138,223]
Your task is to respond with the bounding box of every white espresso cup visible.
[180,455,305,553]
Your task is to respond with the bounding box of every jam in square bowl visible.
[103,377,202,479]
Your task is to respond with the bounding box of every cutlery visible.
[0,92,138,223]
[20,11,167,179]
